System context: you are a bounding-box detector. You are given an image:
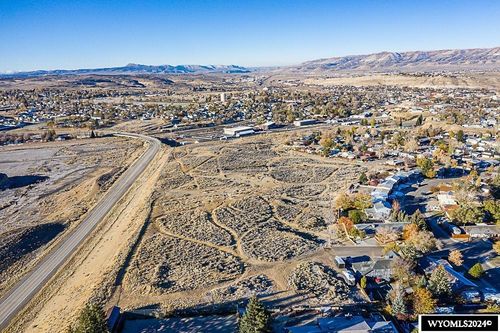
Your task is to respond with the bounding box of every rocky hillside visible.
[288,47,500,73]
[2,64,250,77]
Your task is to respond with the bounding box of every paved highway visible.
[0,133,161,331]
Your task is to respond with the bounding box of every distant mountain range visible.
[1,47,499,78]
[1,64,251,77]
[287,47,500,73]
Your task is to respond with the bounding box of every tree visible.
[400,244,420,261]
[335,193,353,211]
[68,303,108,333]
[405,231,437,254]
[319,136,334,149]
[404,138,419,152]
[383,242,400,255]
[412,288,436,315]
[360,276,367,289]
[468,263,484,279]
[410,210,427,230]
[456,129,465,142]
[426,168,437,179]
[358,172,368,185]
[348,209,366,224]
[416,157,435,178]
[451,204,484,225]
[485,303,500,314]
[390,284,408,319]
[337,216,354,238]
[239,296,271,333]
[353,193,372,210]
[42,129,56,142]
[415,115,423,126]
[448,250,463,267]
[391,257,415,284]
[417,275,427,288]
[376,227,400,244]
[483,200,500,224]
[490,174,500,199]
[428,265,451,298]
[403,223,419,240]
[335,192,372,212]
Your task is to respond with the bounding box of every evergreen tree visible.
[390,284,408,319]
[428,265,451,298]
[348,209,366,224]
[468,263,484,279]
[68,303,108,333]
[410,210,427,230]
[417,275,427,288]
[239,296,271,333]
[358,172,368,185]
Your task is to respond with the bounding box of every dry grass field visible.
[302,72,500,90]
[117,133,366,314]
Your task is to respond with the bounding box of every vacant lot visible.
[120,133,365,312]
[301,72,500,90]
[0,137,144,295]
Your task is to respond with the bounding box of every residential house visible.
[365,201,392,220]
[420,258,477,292]
[286,314,397,333]
[350,253,398,282]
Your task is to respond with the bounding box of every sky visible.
[0,0,499,72]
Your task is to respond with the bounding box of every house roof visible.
[317,316,397,333]
[373,201,392,211]
[464,225,500,236]
[286,325,323,333]
[420,258,477,290]
[351,257,393,277]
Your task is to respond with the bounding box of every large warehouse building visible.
[223,126,255,137]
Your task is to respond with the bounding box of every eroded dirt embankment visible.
[0,137,144,297]
[4,143,168,333]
